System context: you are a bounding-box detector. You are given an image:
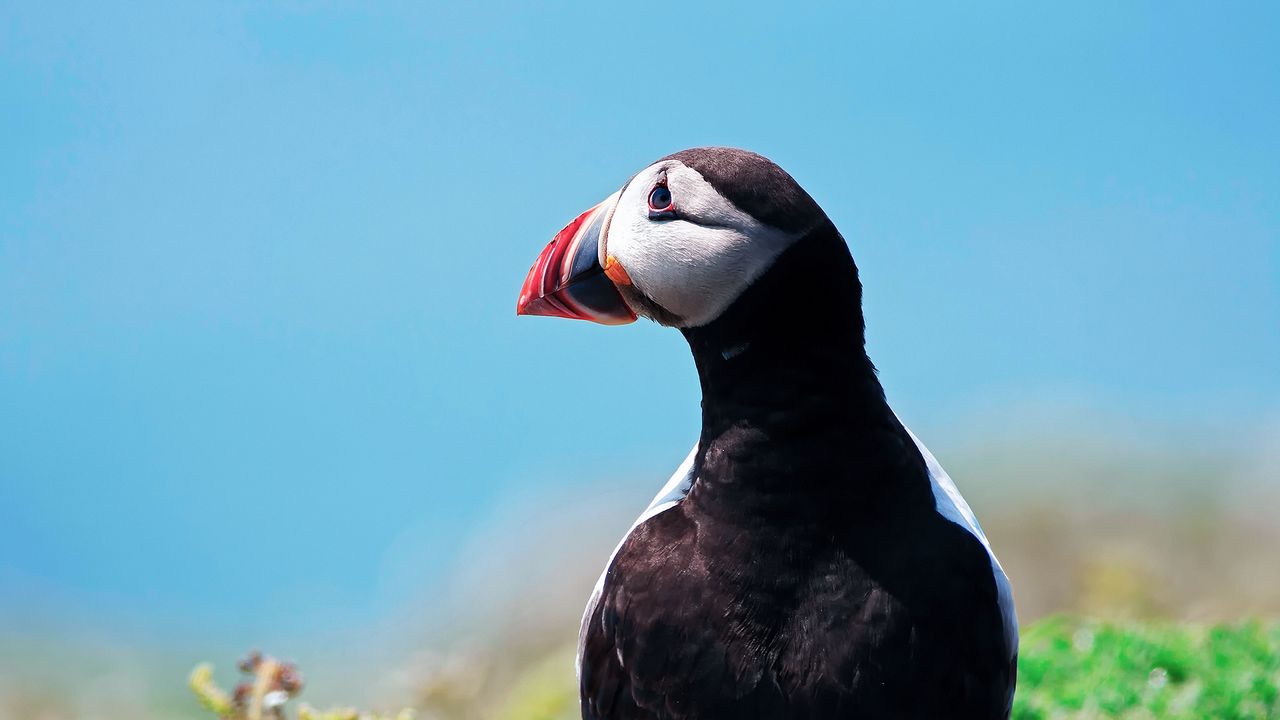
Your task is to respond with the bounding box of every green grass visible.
[488,617,1280,720]
[1014,617,1280,719]
[180,618,1280,720]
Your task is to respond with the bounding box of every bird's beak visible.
[516,191,636,325]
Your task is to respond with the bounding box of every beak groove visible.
[516,197,636,325]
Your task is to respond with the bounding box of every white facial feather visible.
[601,161,800,328]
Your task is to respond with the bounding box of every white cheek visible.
[605,172,796,327]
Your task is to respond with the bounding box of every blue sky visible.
[1,2,1276,645]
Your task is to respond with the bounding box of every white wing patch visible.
[899,420,1019,661]
[576,444,699,678]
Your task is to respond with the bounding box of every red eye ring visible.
[648,183,673,212]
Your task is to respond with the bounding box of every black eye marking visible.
[647,181,676,220]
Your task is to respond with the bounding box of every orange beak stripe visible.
[603,254,633,287]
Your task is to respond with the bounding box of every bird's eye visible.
[648,184,673,213]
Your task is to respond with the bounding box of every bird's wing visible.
[898,417,1019,715]
[576,443,698,680]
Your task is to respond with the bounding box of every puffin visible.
[516,147,1017,719]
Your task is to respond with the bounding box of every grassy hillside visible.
[190,618,1279,720]
[1015,617,1280,719]
[495,618,1280,720]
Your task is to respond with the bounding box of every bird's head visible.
[517,147,830,329]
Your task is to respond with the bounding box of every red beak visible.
[517,194,636,325]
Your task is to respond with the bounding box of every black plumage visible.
[578,150,1015,719]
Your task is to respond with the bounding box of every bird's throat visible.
[680,223,909,495]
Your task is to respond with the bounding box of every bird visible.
[516,147,1017,720]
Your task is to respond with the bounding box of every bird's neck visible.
[680,223,918,499]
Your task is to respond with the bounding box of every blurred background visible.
[1,2,1276,718]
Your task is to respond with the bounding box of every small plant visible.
[189,651,413,720]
